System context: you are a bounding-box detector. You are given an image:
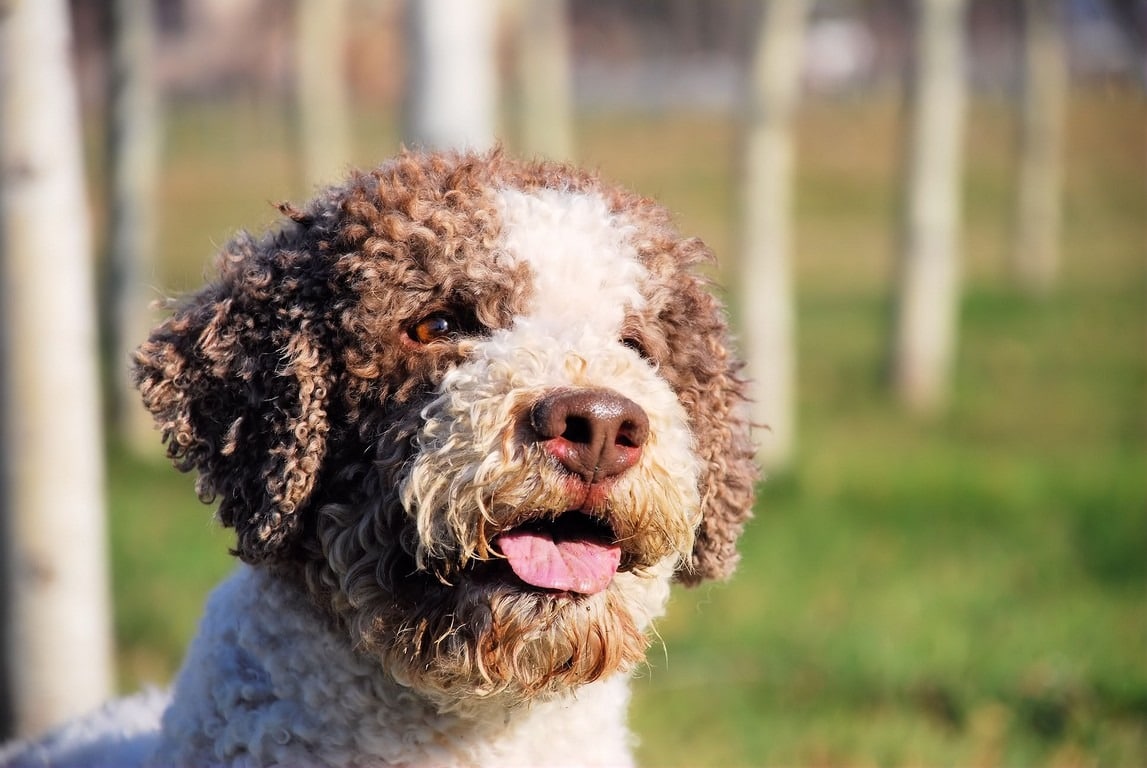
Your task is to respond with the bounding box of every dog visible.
[2,150,756,767]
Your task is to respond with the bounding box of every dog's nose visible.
[530,388,649,483]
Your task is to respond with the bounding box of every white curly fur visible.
[1,179,744,768]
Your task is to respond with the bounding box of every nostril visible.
[614,413,649,450]
[615,423,642,449]
[561,415,593,446]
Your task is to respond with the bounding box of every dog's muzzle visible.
[484,388,646,596]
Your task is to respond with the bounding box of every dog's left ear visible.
[661,266,759,585]
[133,226,332,563]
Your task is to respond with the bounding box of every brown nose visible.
[529,388,649,483]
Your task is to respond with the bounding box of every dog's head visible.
[135,150,757,706]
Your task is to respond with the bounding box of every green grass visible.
[107,90,1145,766]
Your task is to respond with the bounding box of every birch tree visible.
[890,0,968,415]
[107,0,162,454]
[296,0,352,187]
[739,0,810,470]
[0,0,114,736]
[509,0,573,160]
[403,0,497,151]
[1012,0,1066,295]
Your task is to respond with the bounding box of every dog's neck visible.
[148,566,637,767]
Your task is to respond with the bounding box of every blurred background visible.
[0,0,1143,765]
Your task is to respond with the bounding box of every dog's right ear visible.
[133,228,332,563]
[670,275,759,586]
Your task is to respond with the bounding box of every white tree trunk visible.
[296,0,352,187]
[509,0,573,159]
[1013,0,1066,295]
[403,0,497,152]
[891,0,968,415]
[739,0,810,471]
[0,0,114,737]
[108,0,162,455]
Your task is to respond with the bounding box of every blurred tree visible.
[739,0,810,470]
[890,0,968,415]
[0,226,9,740]
[0,0,114,737]
[508,0,573,160]
[403,0,497,151]
[1012,0,1066,295]
[296,0,352,187]
[107,0,162,455]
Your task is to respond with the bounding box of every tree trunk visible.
[891,0,968,415]
[1012,0,1066,295]
[509,0,573,160]
[739,0,810,471]
[107,0,162,455]
[403,0,497,152]
[296,0,352,187]
[0,0,114,737]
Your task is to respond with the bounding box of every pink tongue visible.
[496,530,621,595]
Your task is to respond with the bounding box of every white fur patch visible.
[494,188,647,342]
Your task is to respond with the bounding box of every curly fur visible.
[1,149,757,768]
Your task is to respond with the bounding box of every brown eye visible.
[408,313,454,345]
[622,336,649,360]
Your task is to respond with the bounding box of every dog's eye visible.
[621,336,650,360]
[408,313,456,345]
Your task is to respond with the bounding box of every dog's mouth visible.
[490,512,621,596]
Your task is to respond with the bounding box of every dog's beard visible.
[306,446,695,705]
[309,493,655,706]
[309,440,690,704]
[362,565,649,702]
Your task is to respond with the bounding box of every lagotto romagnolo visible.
[2,150,758,768]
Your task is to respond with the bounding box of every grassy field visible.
[106,90,1145,766]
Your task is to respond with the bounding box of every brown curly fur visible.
[134,149,757,702]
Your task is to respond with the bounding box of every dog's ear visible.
[660,256,759,585]
[133,227,332,563]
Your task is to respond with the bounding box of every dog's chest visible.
[150,567,635,768]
